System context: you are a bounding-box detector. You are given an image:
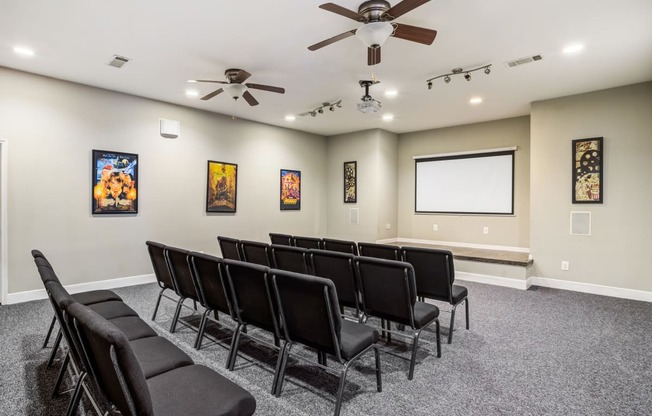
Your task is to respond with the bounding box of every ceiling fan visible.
[308,0,437,65]
[188,69,285,106]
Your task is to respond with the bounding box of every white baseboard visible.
[5,273,156,305]
[456,271,529,290]
[377,237,530,254]
[529,276,652,303]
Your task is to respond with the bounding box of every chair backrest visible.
[165,245,199,300]
[269,233,293,246]
[270,245,311,274]
[354,256,417,328]
[321,238,359,255]
[34,257,60,284]
[146,241,176,291]
[357,242,400,261]
[240,240,272,267]
[270,269,342,359]
[188,252,232,315]
[292,236,322,250]
[400,247,454,303]
[67,302,153,416]
[309,249,359,311]
[221,259,280,336]
[217,236,242,260]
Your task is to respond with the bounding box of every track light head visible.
[444,76,451,84]
[427,82,432,90]
[484,67,491,75]
[465,73,471,81]
[310,111,316,117]
[337,102,342,108]
[318,108,323,114]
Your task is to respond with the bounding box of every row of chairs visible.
[223,236,469,343]
[32,250,256,416]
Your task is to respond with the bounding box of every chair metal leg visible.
[373,346,382,392]
[274,343,292,397]
[169,297,186,333]
[448,303,458,344]
[52,352,70,397]
[386,321,391,343]
[465,298,470,330]
[194,308,211,350]
[43,315,57,348]
[47,330,63,368]
[151,287,165,321]
[227,324,244,370]
[334,362,353,416]
[435,319,441,358]
[408,329,423,380]
[65,372,87,416]
[271,342,289,396]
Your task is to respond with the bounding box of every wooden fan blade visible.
[367,47,381,66]
[384,0,430,20]
[319,3,366,21]
[245,83,285,94]
[190,79,228,84]
[234,70,252,84]
[308,30,357,51]
[242,91,259,106]
[201,88,224,100]
[391,23,437,45]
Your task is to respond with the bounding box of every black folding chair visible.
[357,242,400,260]
[321,238,359,255]
[269,232,293,246]
[270,244,311,274]
[217,235,242,260]
[292,235,322,249]
[240,240,273,266]
[146,241,180,322]
[309,249,362,322]
[164,245,201,333]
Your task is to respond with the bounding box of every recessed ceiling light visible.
[384,90,398,98]
[185,90,199,97]
[186,79,197,83]
[13,46,34,57]
[470,97,483,105]
[382,114,394,121]
[563,43,584,54]
[285,115,296,122]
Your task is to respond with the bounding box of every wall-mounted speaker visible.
[349,208,359,224]
[570,211,591,236]
[159,119,180,139]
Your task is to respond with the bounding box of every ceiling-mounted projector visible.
[358,79,382,114]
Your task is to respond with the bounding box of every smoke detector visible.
[504,54,542,68]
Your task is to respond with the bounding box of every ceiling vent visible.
[504,54,542,68]
[107,55,130,69]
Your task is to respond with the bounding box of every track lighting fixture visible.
[299,99,343,118]
[426,64,492,88]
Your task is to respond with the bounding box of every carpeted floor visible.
[1,281,651,416]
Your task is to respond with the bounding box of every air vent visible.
[107,55,130,68]
[504,54,542,68]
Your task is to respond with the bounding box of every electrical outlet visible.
[432,224,438,231]
[561,261,570,271]
[483,226,489,234]
[385,223,391,230]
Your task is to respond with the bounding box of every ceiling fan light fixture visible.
[356,21,394,48]
[223,83,247,99]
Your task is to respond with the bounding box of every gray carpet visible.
[1,281,651,416]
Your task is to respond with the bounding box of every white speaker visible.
[159,119,180,139]
[570,211,591,236]
[349,208,359,224]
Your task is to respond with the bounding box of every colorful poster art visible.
[572,137,603,203]
[92,150,138,214]
[280,169,301,210]
[206,161,238,213]
[344,161,357,203]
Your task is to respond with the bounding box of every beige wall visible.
[397,117,531,248]
[530,82,652,291]
[0,68,326,293]
[326,129,398,243]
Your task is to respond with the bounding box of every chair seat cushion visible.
[413,302,439,330]
[109,316,157,341]
[339,320,380,360]
[88,300,138,320]
[130,336,194,379]
[451,285,468,304]
[148,364,256,416]
[72,289,122,305]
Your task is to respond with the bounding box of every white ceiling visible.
[1,0,651,136]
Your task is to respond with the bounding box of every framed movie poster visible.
[280,169,301,210]
[92,150,138,214]
[344,161,357,203]
[206,160,238,213]
[572,137,603,203]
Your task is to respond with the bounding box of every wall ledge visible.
[377,237,530,254]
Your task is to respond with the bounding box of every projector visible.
[357,99,382,113]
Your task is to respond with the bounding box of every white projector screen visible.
[415,150,514,214]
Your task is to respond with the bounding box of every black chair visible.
[67,302,257,416]
[217,236,242,260]
[321,238,359,255]
[354,256,441,380]
[357,242,400,260]
[240,240,273,266]
[400,247,469,344]
[220,259,284,394]
[270,269,382,416]
[270,244,311,274]
[269,233,293,246]
[146,241,180,322]
[292,235,322,249]
[164,245,201,333]
[188,252,234,350]
[309,249,362,321]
